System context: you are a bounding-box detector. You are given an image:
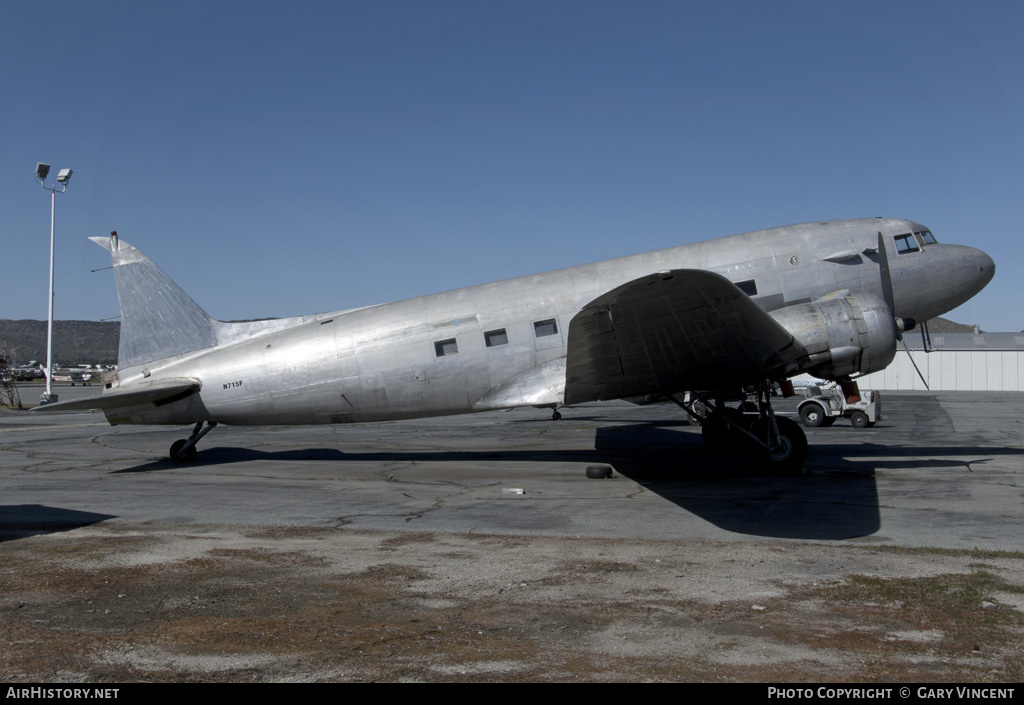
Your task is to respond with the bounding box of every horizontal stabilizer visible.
[31,378,200,413]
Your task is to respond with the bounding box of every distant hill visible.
[0,315,991,368]
[924,317,982,334]
[0,320,120,366]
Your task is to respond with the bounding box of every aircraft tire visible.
[750,417,807,475]
[169,439,197,463]
[850,410,869,429]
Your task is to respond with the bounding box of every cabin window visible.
[894,233,920,254]
[533,319,558,338]
[484,328,508,347]
[735,279,758,296]
[434,338,458,357]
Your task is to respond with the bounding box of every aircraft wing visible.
[563,269,801,404]
[31,378,201,413]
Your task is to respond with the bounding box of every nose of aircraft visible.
[894,243,995,323]
[976,248,996,290]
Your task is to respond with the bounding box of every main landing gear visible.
[169,421,217,463]
[669,386,808,475]
[533,403,562,420]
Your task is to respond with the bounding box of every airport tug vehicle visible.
[797,386,881,429]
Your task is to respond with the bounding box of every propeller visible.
[919,317,933,352]
[877,232,930,389]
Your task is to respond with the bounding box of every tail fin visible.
[91,233,217,370]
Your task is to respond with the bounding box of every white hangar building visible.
[845,331,1024,392]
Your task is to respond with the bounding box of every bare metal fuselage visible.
[97,218,993,427]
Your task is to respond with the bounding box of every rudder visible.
[91,233,218,370]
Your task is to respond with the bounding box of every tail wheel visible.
[169,439,197,463]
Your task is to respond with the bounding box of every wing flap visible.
[564,270,801,404]
[31,378,200,413]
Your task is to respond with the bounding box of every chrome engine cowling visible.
[769,292,897,380]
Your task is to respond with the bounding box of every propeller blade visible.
[878,231,926,386]
[876,231,909,343]
[877,232,896,317]
[900,337,930,389]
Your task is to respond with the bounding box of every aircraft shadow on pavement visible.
[594,423,885,540]
[105,423,1022,542]
[596,427,1024,540]
[0,504,116,542]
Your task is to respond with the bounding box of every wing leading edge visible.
[564,269,801,404]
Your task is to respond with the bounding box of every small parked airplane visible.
[36,219,994,473]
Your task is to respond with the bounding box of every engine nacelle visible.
[769,292,897,380]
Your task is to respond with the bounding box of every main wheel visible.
[169,439,197,463]
[799,403,827,427]
[850,410,869,429]
[750,417,807,475]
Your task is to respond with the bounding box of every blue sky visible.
[3,1,1021,331]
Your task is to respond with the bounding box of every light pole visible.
[35,162,72,405]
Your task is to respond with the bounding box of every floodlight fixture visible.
[34,161,74,405]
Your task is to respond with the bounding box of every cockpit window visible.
[894,233,920,254]
[915,230,937,245]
